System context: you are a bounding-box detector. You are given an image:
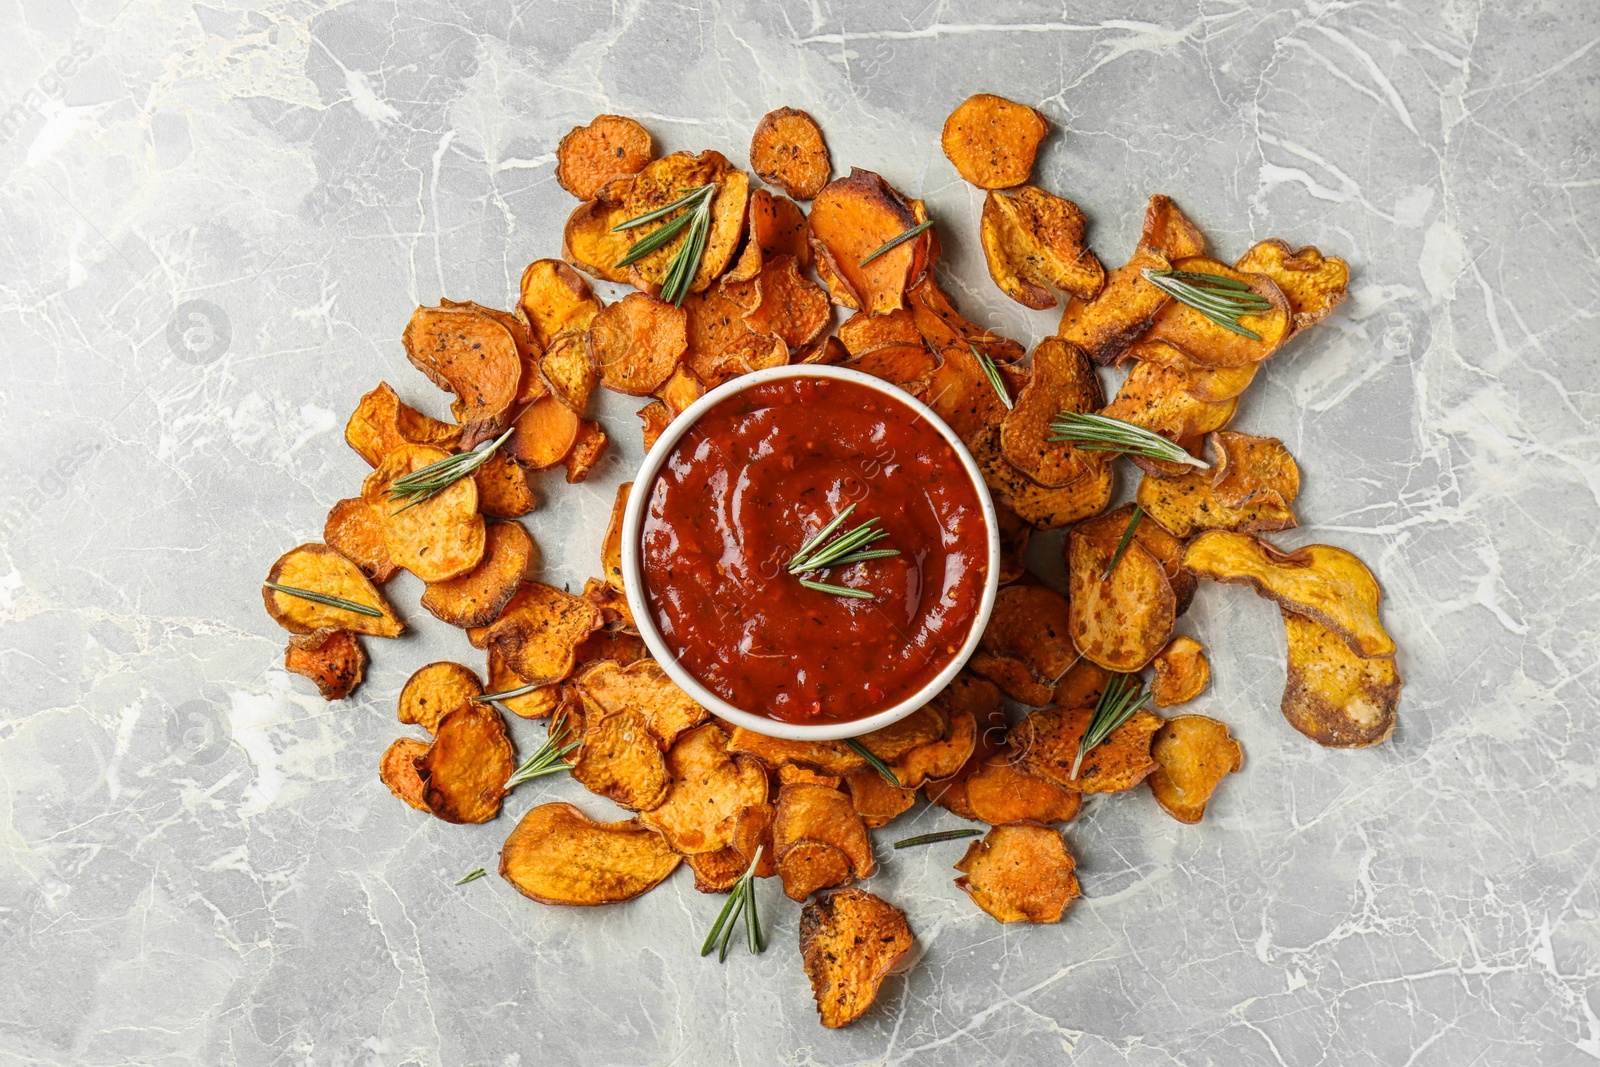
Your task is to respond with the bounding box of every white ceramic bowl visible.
[619,364,1001,741]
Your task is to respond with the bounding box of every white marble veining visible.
[1,1,1597,1063]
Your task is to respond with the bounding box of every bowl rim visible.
[619,363,1001,742]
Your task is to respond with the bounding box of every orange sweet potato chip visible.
[779,839,854,904]
[263,543,404,638]
[519,258,603,349]
[727,728,868,777]
[1000,337,1104,487]
[561,419,608,483]
[582,575,636,632]
[780,765,842,789]
[1079,501,1196,614]
[775,783,875,879]
[561,176,637,284]
[402,303,523,432]
[654,364,704,416]
[855,704,948,762]
[842,767,916,829]
[750,107,831,200]
[800,888,914,1028]
[570,705,671,811]
[1127,340,1260,404]
[589,291,688,396]
[416,700,516,824]
[361,444,486,582]
[907,277,1025,363]
[600,481,631,592]
[941,94,1049,189]
[888,704,977,788]
[1068,517,1175,673]
[1233,239,1349,331]
[807,169,929,314]
[483,581,603,685]
[848,343,939,394]
[539,329,597,413]
[1142,257,1293,368]
[572,627,647,670]
[555,114,653,201]
[284,628,366,700]
[972,584,1078,702]
[380,737,432,812]
[973,423,1115,530]
[1147,714,1242,822]
[1136,467,1297,539]
[420,520,532,628]
[1151,636,1209,707]
[991,500,1032,586]
[500,801,681,906]
[1056,247,1171,366]
[324,498,398,583]
[398,660,483,734]
[637,400,672,449]
[963,748,1082,826]
[575,658,708,749]
[838,308,921,354]
[640,723,769,853]
[686,803,776,892]
[954,822,1080,923]
[485,646,563,719]
[506,394,581,470]
[472,452,537,519]
[1136,194,1207,260]
[1100,360,1239,446]
[743,255,830,349]
[1211,431,1300,508]
[344,382,462,467]
[726,188,811,282]
[1280,608,1401,747]
[1014,705,1163,794]
[1053,659,1109,708]
[981,187,1104,309]
[681,280,783,387]
[622,151,749,294]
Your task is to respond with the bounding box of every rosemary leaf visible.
[503,709,580,789]
[893,828,982,849]
[1070,673,1152,780]
[473,682,541,703]
[1102,506,1145,580]
[789,503,857,571]
[387,426,515,511]
[612,183,717,306]
[858,219,934,266]
[455,868,487,885]
[846,739,900,788]
[797,577,875,600]
[1047,412,1209,470]
[701,846,766,961]
[1142,268,1270,341]
[262,582,383,618]
[971,344,1013,410]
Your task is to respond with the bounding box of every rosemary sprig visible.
[455,868,487,885]
[797,577,875,600]
[503,707,580,789]
[473,682,540,703]
[262,581,382,617]
[1102,506,1145,580]
[846,738,900,788]
[788,502,900,601]
[1141,268,1272,341]
[700,846,766,962]
[859,219,934,267]
[1071,673,1152,780]
[1047,412,1209,470]
[971,344,1013,410]
[613,182,717,306]
[893,828,981,849]
[386,426,515,512]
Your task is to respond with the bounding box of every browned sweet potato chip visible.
[561,177,637,284]
[1014,705,1163,793]
[965,651,1052,707]
[1184,532,1395,658]
[982,187,1104,309]
[324,498,398,583]
[640,724,768,853]
[780,765,842,789]
[1000,337,1104,487]
[775,783,874,879]
[726,188,811,282]
[1234,239,1349,331]
[1077,502,1196,615]
[1136,194,1206,260]
[420,520,532,628]
[1067,517,1176,672]
[1211,431,1300,508]
[519,258,603,349]
[975,584,1078,700]
[484,581,603,685]
[889,704,977,788]
[992,501,1032,586]
[964,748,1082,825]
[727,728,868,776]
[562,419,608,483]
[686,803,776,892]
[573,628,647,670]
[922,339,1016,448]
[1100,360,1239,446]
[1128,340,1260,403]
[360,444,486,582]
[623,151,749,294]
[582,576,636,632]
[471,451,537,519]
[808,169,929,314]
[841,767,916,829]
[264,543,404,638]
[654,364,704,416]
[417,700,515,824]
[1148,714,1242,822]
[779,839,854,903]
[402,303,523,432]
[681,280,784,387]
[638,400,672,449]
[576,658,708,749]
[1056,247,1171,365]
[284,629,366,700]
[506,394,581,470]
[344,382,462,467]
[750,107,831,200]
[744,255,830,349]
[588,291,687,396]
[1281,608,1401,747]
[800,888,914,1028]
[556,114,653,201]
[1143,257,1293,368]
[399,661,483,734]
[380,737,432,812]
[1151,636,1209,707]
[485,646,562,719]
[942,94,1048,189]
[849,343,939,394]
[570,705,671,811]
[973,423,1115,530]
[500,801,681,905]
[1053,659,1109,708]
[855,704,947,762]
[539,328,597,413]
[599,481,631,593]
[954,822,1080,923]
[1136,467,1297,539]
[838,308,922,354]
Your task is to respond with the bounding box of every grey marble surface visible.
[2,0,1597,1063]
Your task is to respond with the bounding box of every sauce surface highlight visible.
[640,376,988,724]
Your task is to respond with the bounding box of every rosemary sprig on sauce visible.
[613,182,717,306]
[788,502,900,602]
[1141,268,1272,341]
[1047,412,1209,470]
[386,426,515,512]
[859,219,934,267]
[846,739,900,788]
[1102,506,1145,580]
[262,581,382,617]
[893,828,981,849]
[455,868,487,885]
[971,344,1013,410]
[700,846,766,962]
[1071,673,1152,781]
[503,707,580,789]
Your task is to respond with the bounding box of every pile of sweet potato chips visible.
[260,97,1396,1029]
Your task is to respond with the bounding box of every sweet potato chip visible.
[973,423,1115,530]
[380,737,432,812]
[654,364,704,416]
[841,767,916,829]
[263,543,404,637]
[399,661,483,734]
[1281,608,1401,747]
[976,584,1078,698]
[344,382,462,467]
[284,628,366,700]
[743,255,830,348]
[519,258,603,349]
[1068,518,1175,672]
[622,151,749,294]
[800,889,914,1028]
[640,723,768,853]
[1000,337,1104,487]
[964,749,1082,826]
[539,328,597,413]
[954,822,1080,923]
[1143,257,1292,368]
[1184,532,1396,658]
[726,188,811,282]
[506,394,581,470]
[555,114,653,201]
[576,658,708,749]
[1053,659,1109,709]
[727,728,868,777]
[1211,431,1300,508]
[907,277,1025,365]
[981,187,1104,309]
[1136,467,1298,539]
[1147,714,1242,822]
[402,303,523,431]
[570,705,671,811]
[750,107,831,200]
[582,576,636,632]
[484,581,603,685]
[687,803,776,892]
[849,343,939,394]
[597,481,631,594]
[1151,635,1209,707]
[992,501,1032,586]
[420,520,532,628]
[941,94,1049,189]
[485,646,563,719]
[638,400,672,449]
[561,177,637,284]
[361,444,486,582]
[1014,705,1162,793]
[965,651,1051,707]
[779,839,854,903]
[780,765,842,789]
[500,802,681,906]
[573,628,647,670]
[324,498,398,583]
[1100,360,1239,446]
[1128,340,1259,403]
[589,291,687,396]
[775,783,874,879]
[561,419,608,483]
[889,704,977,788]
[838,308,921,355]
[808,168,928,314]
[1078,502,1196,615]
[416,700,515,824]
[922,339,1016,447]
[467,453,532,520]
[855,704,948,762]
[681,280,783,387]
[1136,194,1206,260]
[1234,239,1349,331]
[1056,247,1171,366]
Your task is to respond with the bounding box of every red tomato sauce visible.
[640,376,988,724]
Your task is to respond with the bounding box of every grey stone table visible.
[2,1,1596,1064]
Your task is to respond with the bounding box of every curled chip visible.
[486,646,562,719]
[570,706,671,811]
[743,255,831,349]
[1136,466,1297,539]
[686,804,776,892]
[775,783,875,880]
[473,452,537,519]
[981,187,1105,309]
[264,543,404,638]
[749,107,831,200]
[1014,705,1163,794]
[324,498,397,583]
[572,628,647,670]
[728,728,868,776]
[964,748,1082,825]
[1143,257,1292,368]
[839,307,922,354]
[1148,714,1242,822]
[907,277,1025,368]
[601,481,631,592]
[519,258,603,349]
[361,444,486,583]
[1000,337,1104,487]
[855,704,947,762]
[399,661,483,734]
[380,737,432,812]
[1183,532,1396,658]
[1068,517,1176,673]
[582,576,636,632]
[1129,340,1259,403]
[576,659,706,748]
[889,703,976,788]
[973,423,1115,530]
[416,700,516,824]
[420,520,533,628]
[1281,608,1401,747]
[954,822,1080,923]
[500,801,681,906]
[540,329,597,413]
[561,419,608,483]
[808,168,930,314]
[562,177,638,284]
[1150,636,1209,707]
[655,365,704,416]
[993,501,1032,585]
[941,94,1049,189]
[726,189,811,282]
[800,888,914,1029]
[637,401,671,449]
[1210,431,1300,508]
[507,394,581,470]
[344,382,462,467]
[622,151,749,294]
[1053,659,1109,708]
[1234,239,1348,331]
[1057,248,1171,366]
[779,840,854,904]
[682,280,785,388]
[1136,194,1207,260]
[402,303,523,432]
[842,767,916,829]
[1100,360,1239,447]
[640,723,768,853]
[284,629,366,700]
[483,581,603,685]
[589,291,688,396]
[973,585,1078,704]
[555,114,653,201]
